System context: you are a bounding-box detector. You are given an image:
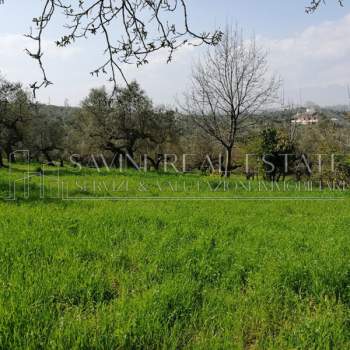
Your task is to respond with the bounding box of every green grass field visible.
[0,165,350,349]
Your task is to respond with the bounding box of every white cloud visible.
[1,14,350,107]
[0,33,83,105]
[259,13,350,104]
[0,33,81,60]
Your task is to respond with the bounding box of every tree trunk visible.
[126,148,137,168]
[0,146,4,168]
[43,150,55,166]
[224,146,233,177]
[127,148,134,159]
[147,155,163,171]
[146,156,157,171]
[6,145,15,163]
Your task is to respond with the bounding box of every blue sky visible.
[0,0,349,106]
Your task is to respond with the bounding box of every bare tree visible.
[25,0,222,97]
[184,26,280,176]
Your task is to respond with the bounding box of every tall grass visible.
[0,165,349,349]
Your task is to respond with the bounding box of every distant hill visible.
[35,104,79,123]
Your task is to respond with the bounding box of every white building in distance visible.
[292,108,319,125]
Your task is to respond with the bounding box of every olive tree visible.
[0,78,32,165]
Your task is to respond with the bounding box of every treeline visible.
[2,27,350,179]
[0,78,217,170]
[1,76,350,177]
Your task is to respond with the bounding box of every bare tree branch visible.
[25,0,223,97]
[183,26,280,175]
[306,0,344,13]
